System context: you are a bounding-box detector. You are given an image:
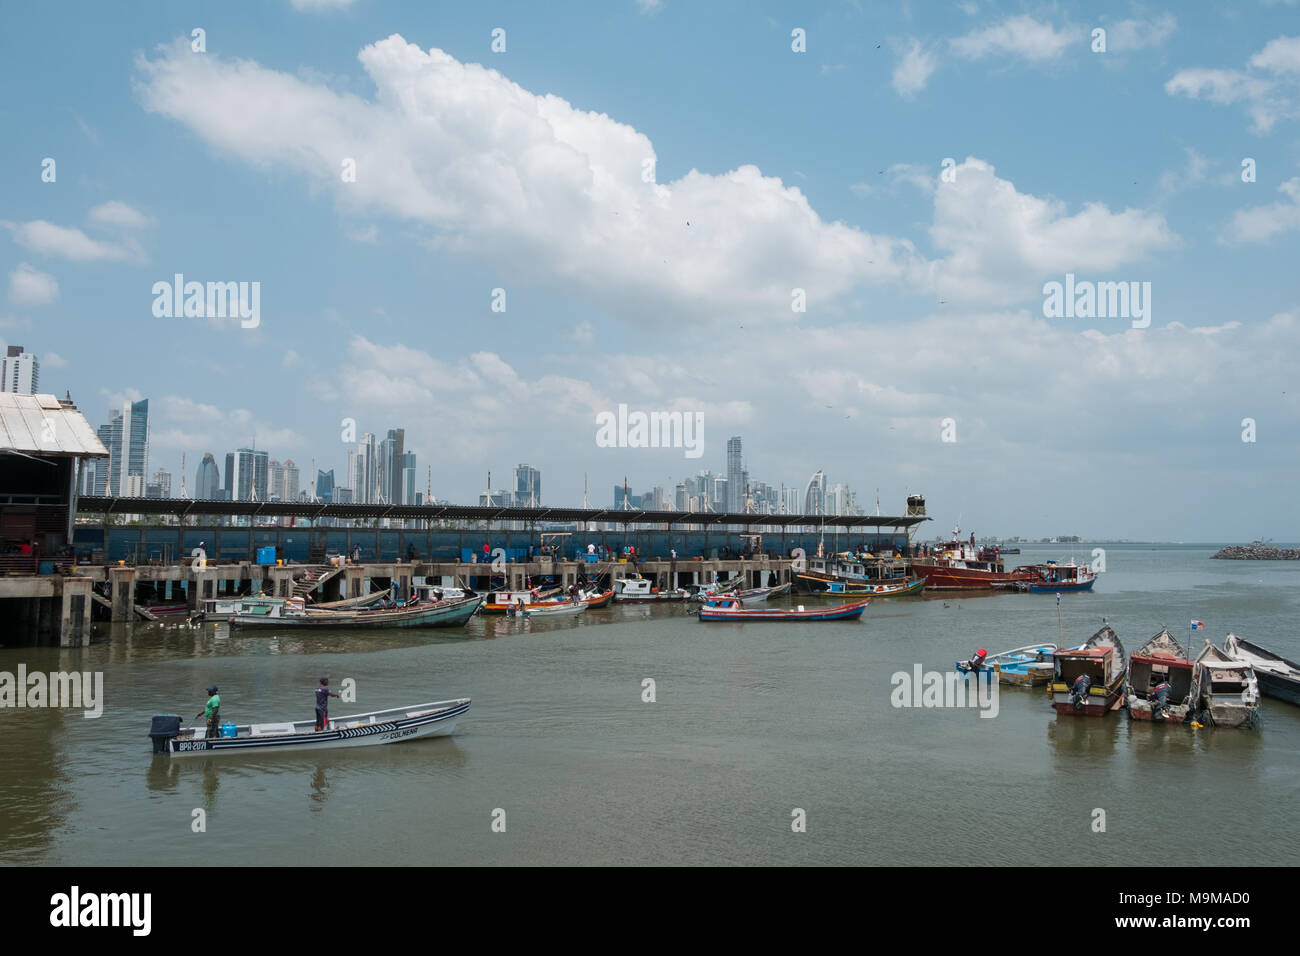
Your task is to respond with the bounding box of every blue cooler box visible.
[255,546,276,565]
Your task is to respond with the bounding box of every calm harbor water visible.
[2,544,1298,866]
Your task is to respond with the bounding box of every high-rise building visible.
[514,464,541,507]
[146,469,171,499]
[268,459,285,501]
[804,470,826,515]
[315,469,334,503]
[355,433,378,504]
[400,453,416,507]
[195,453,220,499]
[377,429,404,504]
[281,459,299,502]
[726,436,742,512]
[98,399,149,496]
[1,346,39,394]
[225,448,269,501]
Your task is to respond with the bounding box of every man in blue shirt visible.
[315,677,339,731]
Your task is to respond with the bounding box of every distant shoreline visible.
[1211,543,1300,560]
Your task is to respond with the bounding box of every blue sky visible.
[2,1,1298,539]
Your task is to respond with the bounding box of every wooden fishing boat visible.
[1222,634,1300,706]
[309,588,392,610]
[581,588,615,609]
[692,582,790,603]
[697,595,869,622]
[150,698,470,757]
[793,552,909,593]
[1049,624,1126,716]
[479,587,561,614]
[509,600,585,617]
[1126,628,1195,723]
[226,593,482,630]
[1193,641,1261,728]
[1015,561,1096,593]
[819,577,924,598]
[955,643,1057,686]
[911,530,1034,591]
[613,576,690,602]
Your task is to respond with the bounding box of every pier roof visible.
[0,393,107,458]
[75,496,929,529]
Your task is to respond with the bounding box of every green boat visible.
[225,593,482,629]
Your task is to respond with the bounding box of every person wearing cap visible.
[315,677,339,732]
[197,685,221,738]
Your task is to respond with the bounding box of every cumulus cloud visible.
[1223,176,1300,243]
[43,350,68,369]
[950,16,1081,62]
[1167,34,1300,133]
[1103,14,1177,53]
[88,201,155,229]
[289,0,357,11]
[2,219,142,262]
[892,39,938,98]
[8,263,59,305]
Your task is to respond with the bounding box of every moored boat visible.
[150,698,470,756]
[226,592,482,629]
[1049,624,1127,716]
[1193,641,1261,728]
[911,529,1034,591]
[1222,634,1300,706]
[1126,628,1195,723]
[509,600,585,617]
[1016,561,1096,593]
[820,577,924,598]
[955,643,1057,686]
[613,576,689,602]
[697,595,869,622]
[480,587,561,614]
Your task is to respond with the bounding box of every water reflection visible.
[1046,712,1123,762]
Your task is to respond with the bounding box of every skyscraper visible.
[268,459,285,501]
[726,436,742,513]
[195,453,220,499]
[1,346,39,394]
[379,429,405,504]
[315,469,334,503]
[281,459,300,501]
[514,463,540,506]
[225,448,269,501]
[804,470,826,515]
[98,399,149,496]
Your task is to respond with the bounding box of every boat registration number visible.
[383,727,419,741]
[175,740,210,752]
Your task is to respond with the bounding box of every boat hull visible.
[911,563,1034,591]
[228,595,481,630]
[1028,579,1095,593]
[698,599,869,622]
[1050,679,1125,716]
[166,699,470,757]
[1126,697,1193,722]
[1255,671,1300,706]
[819,577,924,598]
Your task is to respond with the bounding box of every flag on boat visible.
[1190,620,1205,630]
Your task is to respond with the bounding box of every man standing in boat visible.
[197,685,221,738]
[315,677,339,732]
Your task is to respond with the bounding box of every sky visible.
[2,0,1298,541]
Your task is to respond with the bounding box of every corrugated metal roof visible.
[0,393,108,457]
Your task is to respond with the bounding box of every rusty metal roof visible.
[0,393,108,458]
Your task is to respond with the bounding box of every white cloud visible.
[135,35,923,325]
[1104,14,1177,53]
[42,350,68,369]
[1223,176,1300,243]
[8,263,59,306]
[950,16,1081,62]
[2,219,141,262]
[635,0,664,14]
[149,394,305,452]
[348,224,377,243]
[925,158,1176,303]
[88,201,155,229]
[892,39,938,98]
[1167,35,1300,133]
[289,0,357,11]
[282,349,302,368]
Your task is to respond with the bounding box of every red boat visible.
[1050,625,1127,717]
[910,529,1034,591]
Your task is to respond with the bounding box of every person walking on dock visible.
[315,677,339,732]
[197,685,221,738]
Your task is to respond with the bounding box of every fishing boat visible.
[691,582,791,603]
[1222,634,1300,706]
[1193,641,1261,728]
[581,588,615,609]
[1126,629,1195,723]
[1012,561,1096,593]
[509,600,585,618]
[1049,624,1127,716]
[479,587,561,614]
[613,576,690,602]
[910,529,1034,591]
[955,644,1057,686]
[149,698,470,757]
[794,552,910,593]
[819,577,924,598]
[697,595,870,622]
[226,592,482,630]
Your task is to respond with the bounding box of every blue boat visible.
[955,643,1059,686]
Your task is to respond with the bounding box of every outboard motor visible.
[1150,680,1171,720]
[149,714,181,754]
[967,648,987,673]
[1070,674,1092,711]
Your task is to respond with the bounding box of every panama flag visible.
[1191,620,1206,630]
